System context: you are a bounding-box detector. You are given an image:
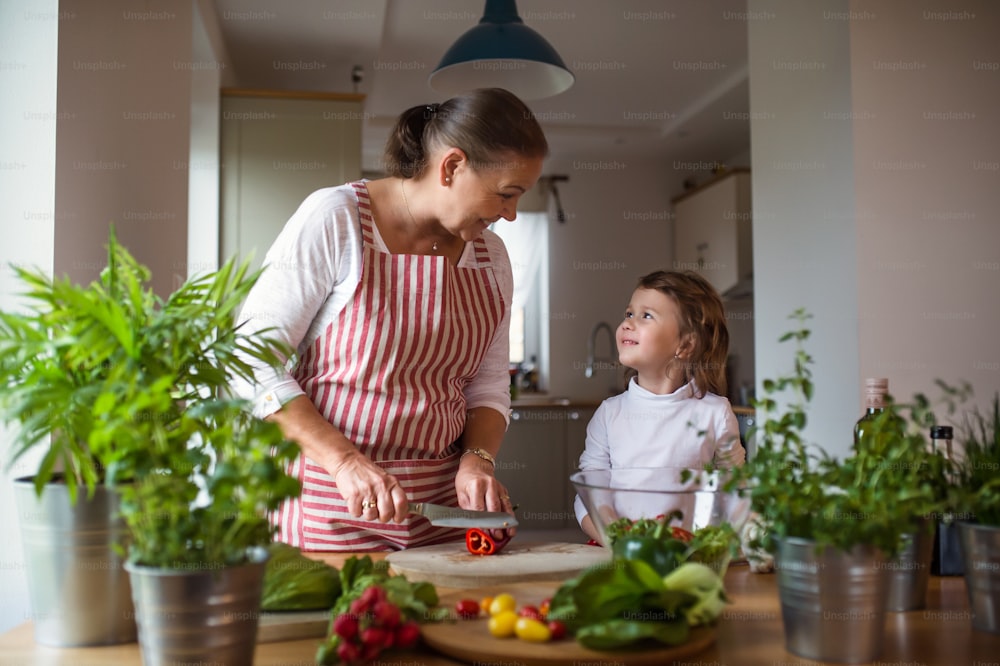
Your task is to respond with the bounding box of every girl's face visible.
[617,287,686,380]
[441,150,544,241]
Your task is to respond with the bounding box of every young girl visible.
[574,269,746,542]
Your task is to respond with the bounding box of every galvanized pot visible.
[885,522,935,611]
[13,476,136,646]
[957,521,1000,633]
[126,548,268,666]
[776,537,889,663]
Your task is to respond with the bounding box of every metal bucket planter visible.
[776,537,889,663]
[13,476,136,646]
[885,522,935,611]
[957,521,1000,633]
[125,547,268,666]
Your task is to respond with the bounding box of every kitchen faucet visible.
[585,321,615,378]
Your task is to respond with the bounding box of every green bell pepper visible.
[612,535,687,576]
[610,511,688,576]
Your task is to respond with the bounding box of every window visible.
[491,212,548,371]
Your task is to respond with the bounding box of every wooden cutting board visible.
[421,582,717,666]
[385,541,611,588]
[257,609,330,643]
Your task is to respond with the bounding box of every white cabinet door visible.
[220,92,363,271]
[672,170,752,296]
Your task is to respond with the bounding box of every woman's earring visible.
[445,177,451,183]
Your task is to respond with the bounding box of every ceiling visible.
[210,0,751,175]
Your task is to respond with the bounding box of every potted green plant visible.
[728,309,946,663]
[0,228,299,654]
[1,229,147,646]
[869,381,971,612]
[951,394,1000,634]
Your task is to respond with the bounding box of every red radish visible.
[395,620,421,648]
[332,613,359,640]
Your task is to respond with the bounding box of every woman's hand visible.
[267,396,410,524]
[455,454,516,539]
[330,449,410,524]
[455,407,514,538]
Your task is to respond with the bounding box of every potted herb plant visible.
[951,394,1000,634]
[870,381,971,612]
[728,309,946,663]
[0,228,299,655]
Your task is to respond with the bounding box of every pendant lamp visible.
[428,0,575,100]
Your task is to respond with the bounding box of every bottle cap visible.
[930,425,953,439]
[864,377,889,394]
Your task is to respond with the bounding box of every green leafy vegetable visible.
[684,523,740,573]
[662,562,728,626]
[261,543,341,611]
[546,558,705,650]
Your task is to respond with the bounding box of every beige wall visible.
[850,0,1000,412]
[53,0,192,296]
[749,0,1000,459]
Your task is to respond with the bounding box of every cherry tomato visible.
[488,610,518,638]
[514,616,551,642]
[488,593,516,616]
[454,599,480,619]
[538,598,551,618]
[547,619,567,641]
[671,526,695,543]
[518,604,544,621]
[480,596,494,614]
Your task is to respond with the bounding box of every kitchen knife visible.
[410,502,518,529]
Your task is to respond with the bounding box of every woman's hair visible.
[383,88,548,178]
[626,270,730,398]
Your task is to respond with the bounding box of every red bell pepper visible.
[465,528,513,555]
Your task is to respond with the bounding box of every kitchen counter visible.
[1,553,997,665]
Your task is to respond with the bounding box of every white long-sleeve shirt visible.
[574,378,745,525]
[230,184,513,424]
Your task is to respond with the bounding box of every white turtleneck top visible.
[573,377,745,526]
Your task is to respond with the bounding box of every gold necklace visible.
[400,179,439,253]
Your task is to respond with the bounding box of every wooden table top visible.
[2,552,998,666]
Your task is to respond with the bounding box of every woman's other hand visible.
[331,450,409,524]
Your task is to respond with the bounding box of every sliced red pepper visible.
[465,528,512,556]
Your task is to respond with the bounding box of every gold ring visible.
[502,495,511,502]
[362,499,377,509]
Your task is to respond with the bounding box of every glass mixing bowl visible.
[570,467,751,552]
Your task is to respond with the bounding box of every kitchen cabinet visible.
[220,89,364,273]
[672,169,752,298]
[496,405,596,530]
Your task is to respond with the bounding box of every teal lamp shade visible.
[428,0,575,100]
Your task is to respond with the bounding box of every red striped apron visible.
[277,181,506,551]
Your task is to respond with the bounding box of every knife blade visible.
[410,502,518,529]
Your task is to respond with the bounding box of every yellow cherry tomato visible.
[480,596,494,614]
[488,610,519,638]
[488,593,517,616]
[515,616,552,643]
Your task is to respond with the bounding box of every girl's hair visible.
[626,270,730,398]
[383,88,548,178]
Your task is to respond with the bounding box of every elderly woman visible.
[233,88,548,550]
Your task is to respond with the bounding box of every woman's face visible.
[442,151,545,241]
[616,287,685,378]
